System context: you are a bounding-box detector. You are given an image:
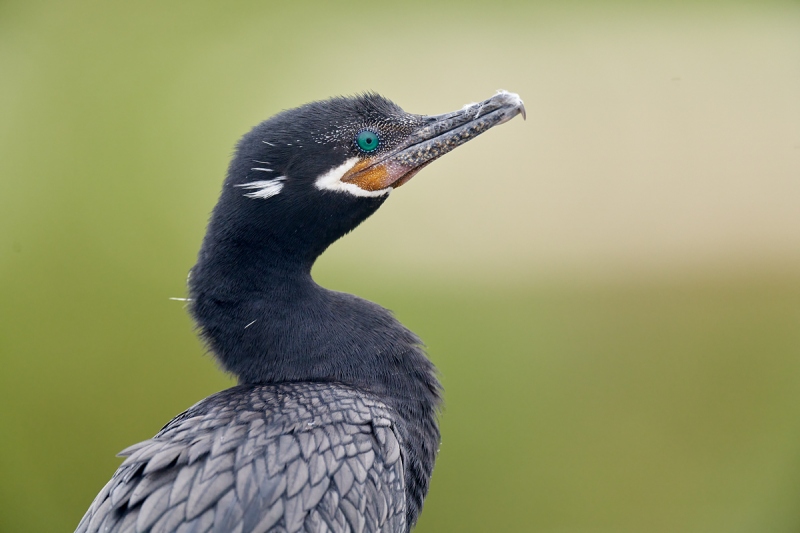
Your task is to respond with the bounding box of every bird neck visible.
[188,227,441,418]
[189,246,443,516]
[189,186,442,527]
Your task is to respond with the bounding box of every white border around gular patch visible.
[314,157,391,198]
[235,177,286,199]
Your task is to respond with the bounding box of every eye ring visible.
[355,129,380,153]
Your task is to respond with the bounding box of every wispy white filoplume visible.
[235,177,286,199]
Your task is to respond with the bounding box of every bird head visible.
[203,91,526,271]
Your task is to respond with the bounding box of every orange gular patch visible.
[341,158,415,192]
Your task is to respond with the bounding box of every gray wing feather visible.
[76,383,406,533]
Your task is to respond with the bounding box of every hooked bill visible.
[342,91,526,192]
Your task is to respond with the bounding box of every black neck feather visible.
[187,184,441,421]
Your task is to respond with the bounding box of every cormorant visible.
[76,91,525,533]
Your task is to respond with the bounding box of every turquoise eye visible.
[356,130,379,152]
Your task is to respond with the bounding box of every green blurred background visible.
[2,1,799,531]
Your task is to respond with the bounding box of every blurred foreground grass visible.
[2,272,799,532]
